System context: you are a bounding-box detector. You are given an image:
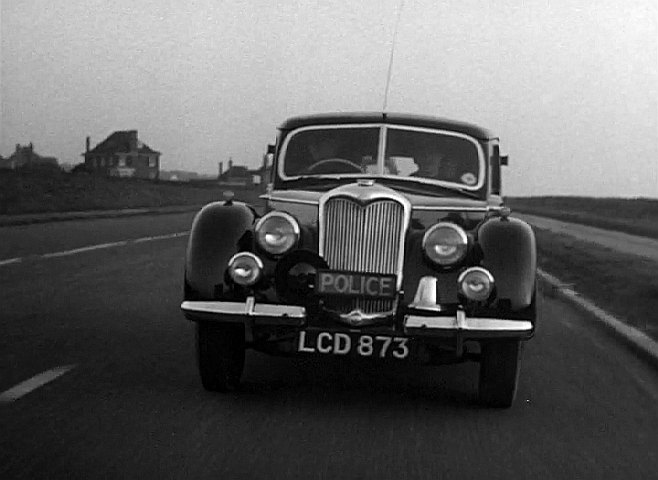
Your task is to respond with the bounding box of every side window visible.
[491,144,501,195]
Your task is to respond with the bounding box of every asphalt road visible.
[1,212,657,479]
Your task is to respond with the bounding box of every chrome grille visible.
[321,197,405,318]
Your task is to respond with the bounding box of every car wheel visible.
[196,321,245,392]
[478,340,522,408]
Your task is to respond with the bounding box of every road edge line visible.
[0,205,204,227]
[537,268,658,369]
[0,365,77,404]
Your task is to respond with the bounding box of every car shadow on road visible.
[232,353,483,409]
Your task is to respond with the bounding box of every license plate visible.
[297,331,410,359]
[316,271,397,298]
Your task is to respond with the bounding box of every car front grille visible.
[321,197,406,320]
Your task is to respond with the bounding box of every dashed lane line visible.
[0,257,22,266]
[0,231,189,266]
[0,365,76,404]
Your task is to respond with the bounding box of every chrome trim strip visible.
[413,205,490,212]
[260,195,320,206]
[181,300,307,319]
[259,200,503,212]
[258,201,506,213]
[277,123,485,190]
[404,315,533,332]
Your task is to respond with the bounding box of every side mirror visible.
[267,144,275,155]
[500,155,509,166]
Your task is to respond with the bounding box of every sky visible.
[1,0,656,197]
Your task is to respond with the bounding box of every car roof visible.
[278,112,496,141]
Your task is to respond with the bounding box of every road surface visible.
[1,212,657,479]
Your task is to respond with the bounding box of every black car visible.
[181,112,537,408]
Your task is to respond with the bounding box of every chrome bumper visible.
[181,299,306,326]
[404,310,532,336]
[181,299,532,338]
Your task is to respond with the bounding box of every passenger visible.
[413,152,443,179]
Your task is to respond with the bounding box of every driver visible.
[308,135,339,162]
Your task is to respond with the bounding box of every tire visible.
[478,340,522,408]
[196,321,245,392]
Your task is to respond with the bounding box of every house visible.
[82,130,160,180]
[217,155,272,189]
[0,143,58,170]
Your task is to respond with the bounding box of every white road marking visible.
[0,365,76,403]
[41,241,130,258]
[538,268,658,364]
[132,231,189,243]
[0,231,189,266]
[0,257,22,266]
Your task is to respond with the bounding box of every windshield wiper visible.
[432,184,480,199]
[284,175,346,188]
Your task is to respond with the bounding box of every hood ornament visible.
[357,178,375,187]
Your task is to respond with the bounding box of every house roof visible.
[3,145,58,167]
[218,165,252,180]
[278,112,495,140]
[85,130,160,155]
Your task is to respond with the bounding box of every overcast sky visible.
[1,0,656,197]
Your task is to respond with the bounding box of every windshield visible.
[282,126,380,177]
[279,125,483,190]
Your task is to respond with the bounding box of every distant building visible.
[160,170,201,182]
[83,130,160,180]
[0,143,58,170]
[217,155,272,189]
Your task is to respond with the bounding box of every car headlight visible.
[255,212,300,255]
[422,222,468,267]
[458,267,495,302]
[228,252,263,286]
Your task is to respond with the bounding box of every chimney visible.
[86,136,90,153]
[128,130,138,151]
[218,161,223,178]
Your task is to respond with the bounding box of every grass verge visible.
[507,196,658,240]
[0,170,262,215]
[534,227,658,341]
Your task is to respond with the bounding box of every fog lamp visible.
[458,267,494,302]
[227,252,263,286]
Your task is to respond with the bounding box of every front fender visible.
[184,201,256,300]
[478,216,536,311]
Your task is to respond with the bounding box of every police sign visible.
[316,271,397,298]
